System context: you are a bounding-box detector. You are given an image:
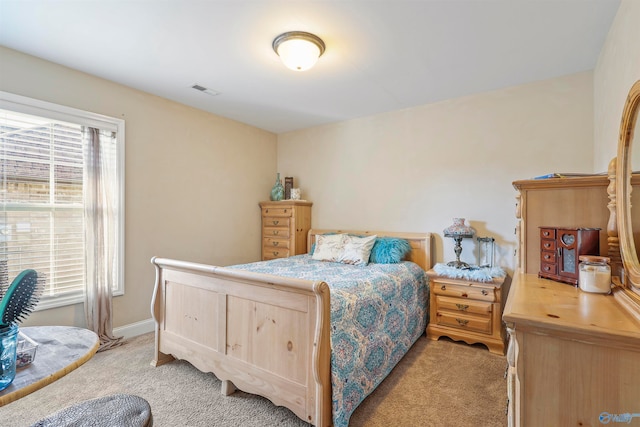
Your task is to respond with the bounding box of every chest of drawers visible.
[426,270,508,355]
[259,201,312,260]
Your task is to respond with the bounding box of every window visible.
[0,92,124,310]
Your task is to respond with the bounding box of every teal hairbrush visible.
[0,269,44,328]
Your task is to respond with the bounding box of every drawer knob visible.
[456,318,469,326]
[273,251,279,256]
[441,285,446,291]
[273,241,279,246]
[273,230,279,235]
[481,290,488,296]
[272,220,279,225]
[456,304,469,311]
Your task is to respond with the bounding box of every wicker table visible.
[0,326,99,406]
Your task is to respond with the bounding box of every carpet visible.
[0,332,507,427]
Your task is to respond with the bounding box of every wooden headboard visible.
[308,229,433,271]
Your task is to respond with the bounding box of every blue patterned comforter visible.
[230,254,429,427]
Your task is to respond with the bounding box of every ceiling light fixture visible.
[272,31,325,72]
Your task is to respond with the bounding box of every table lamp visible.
[443,218,475,269]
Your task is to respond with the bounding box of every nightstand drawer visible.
[261,207,293,217]
[262,217,291,228]
[436,295,492,315]
[263,238,290,249]
[436,311,492,334]
[263,226,291,238]
[433,282,496,302]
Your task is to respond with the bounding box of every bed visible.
[150,229,432,426]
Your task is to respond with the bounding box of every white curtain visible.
[83,127,123,351]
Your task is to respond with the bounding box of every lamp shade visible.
[273,31,325,72]
[443,218,475,238]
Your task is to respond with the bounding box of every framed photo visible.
[284,177,293,199]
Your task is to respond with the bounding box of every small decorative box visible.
[16,331,38,368]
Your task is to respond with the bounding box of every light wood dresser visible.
[426,270,508,355]
[503,272,640,426]
[506,175,640,426]
[259,200,312,260]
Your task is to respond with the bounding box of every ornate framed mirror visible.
[614,79,640,315]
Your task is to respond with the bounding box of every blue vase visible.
[270,173,284,201]
[0,323,19,391]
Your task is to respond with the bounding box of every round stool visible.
[31,393,152,427]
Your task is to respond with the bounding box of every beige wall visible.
[0,46,277,328]
[277,72,595,272]
[594,0,640,172]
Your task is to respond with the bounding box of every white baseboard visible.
[114,318,155,340]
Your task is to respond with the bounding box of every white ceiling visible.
[0,0,620,134]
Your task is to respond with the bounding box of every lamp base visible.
[446,260,472,269]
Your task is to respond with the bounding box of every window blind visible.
[1,110,86,298]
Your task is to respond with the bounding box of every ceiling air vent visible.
[191,84,220,96]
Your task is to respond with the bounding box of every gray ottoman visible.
[31,393,152,427]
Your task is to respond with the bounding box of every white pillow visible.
[312,234,347,262]
[339,235,377,265]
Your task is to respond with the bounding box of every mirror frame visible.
[616,79,640,298]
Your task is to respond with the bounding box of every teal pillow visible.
[369,237,411,264]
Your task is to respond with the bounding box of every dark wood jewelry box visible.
[538,227,600,285]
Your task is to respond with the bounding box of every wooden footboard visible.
[150,257,332,426]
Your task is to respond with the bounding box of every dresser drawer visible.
[262,217,291,228]
[262,247,290,260]
[263,226,291,238]
[541,250,556,264]
[261,207,293,217]
[540,228,556,239]
[432,282,496,302]
[263,237,290,249]
[541,239,556,251]
[540,262,557,275]
[436,295,492,315]
[436,311,492,334]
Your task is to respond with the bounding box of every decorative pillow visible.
[339,234,377,265]
[369,237,412,264]
[309,232,337,255]
[311,234,346,262]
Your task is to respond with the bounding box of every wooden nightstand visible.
[426,269,508,355]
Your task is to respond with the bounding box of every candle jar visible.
[578,255,611,294]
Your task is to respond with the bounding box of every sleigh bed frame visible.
[150,229,432,426]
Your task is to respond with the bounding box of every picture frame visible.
[284,177,293,199]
